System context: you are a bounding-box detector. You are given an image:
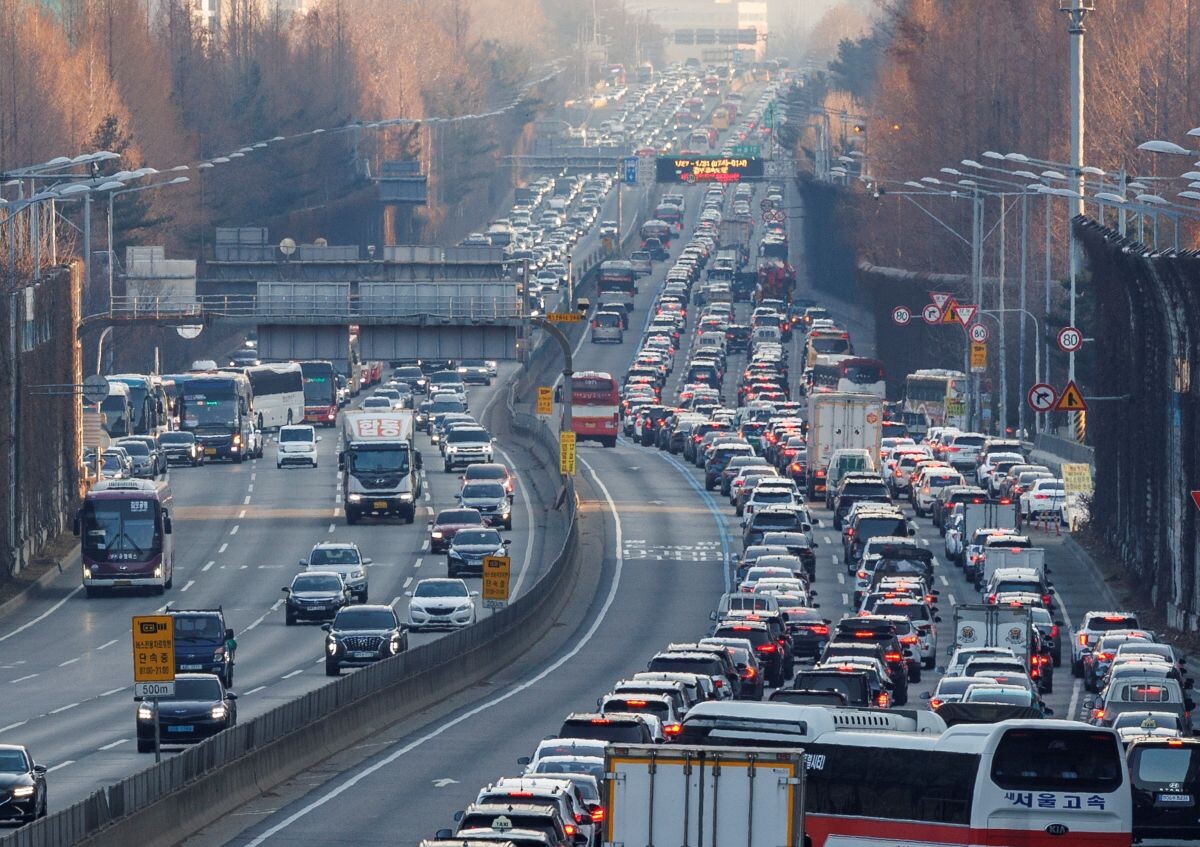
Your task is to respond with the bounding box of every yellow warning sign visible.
[536,386,553,416]
[132,615,175,683]
[941,298,960,324]
[559,431,577,475]
[547,311,583,323]
[970,342,987,373]
[1055,380,1088,412]
[1061,463,1094,495]
[482,555,511,609]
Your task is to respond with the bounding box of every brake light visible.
[857,571,867,579]
[999,498,1012,504]
[1093,709,1105,720]
[756,643,777,653]
[1079,634,1089,646]
[846,528,854,537]
[730,624,752,631]
[809,625,829,635]
[900,635,918,645]
[624,699,647,706]
[877,692,890,707]
[507,791,534,797]
[1043,594,1052,606]
[987,594,997,604]
[884,651,902,662]
[591,807,606,823]
[741,666,757,679]
[713,678,723,688]
[1104,615,1127,622]
[564,823,577,836]
[1098,652,1114,662]
[664,723,682,736]
[816,469,826,478]
[930,698,943,709]
[1050,625,1059,638]
[590,718,611,725]
[854,631,874,638]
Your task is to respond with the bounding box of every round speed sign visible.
[970,323,989,343]
[1057,326,1083,353]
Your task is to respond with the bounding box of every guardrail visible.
[1,395,578,847]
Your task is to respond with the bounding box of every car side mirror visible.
[709,610,718,621]
[812,602,821,608]
[321,623,332,632]
[435,830,453,840]
[32,764,46,775]
[363,558,373,565]
[1189,699,1198,712]
[299,559,308,568]
[802,523,812,533]
[934,616,943,623]
[920,691,932,700]
[503,539,512,546]
[224,628,234,641]
[909,528,916,536]
[282,587,291,593]
[316,435,322,442]
[470,590,480,597]
[517,755,531,766]
[227,692,238,700]
[454,493,462,499]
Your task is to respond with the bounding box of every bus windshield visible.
[181,391,239,433]
[81,499,161,558]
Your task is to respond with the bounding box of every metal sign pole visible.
[153,697,161,763]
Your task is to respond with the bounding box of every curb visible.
[1061,536,1122,611]
[0,545,79,621]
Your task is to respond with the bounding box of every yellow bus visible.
[711,106,731,129]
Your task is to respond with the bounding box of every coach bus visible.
[75,478,175,597]
[177,372,255,461]
[107,374,172,437]
[571,371,619,448]
[809,356,886,396]
[903,368,968,439]
[299,360,340,426]
[243,362,305,429]
[675,702,1132,847]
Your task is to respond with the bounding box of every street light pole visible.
[528,316,573,471]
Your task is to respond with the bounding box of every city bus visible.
[809,356,886,396]
[107,374,172,436]
[571,371,619,448]
[243,362,304,429]
[675,703,1132,847]
[903,368,968,439]
[177,373,255,462]
[99,381,133,438]
[74,478,175,597]
[299,360,340,426]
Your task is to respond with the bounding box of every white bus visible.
[244,363,304,429]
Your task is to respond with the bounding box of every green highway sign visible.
[731,144,760,157]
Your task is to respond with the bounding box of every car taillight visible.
[756,643,777,653]
[1098,652,1114,662]
[877,692,890,708]
[591,807,606,823]
[1079,634,1089,646]
[987,595,996,604]
[884,651,902,662]
[664,723,682,736]
[1043,594,1052,606]
[1050,625,1058,638]
[790,462,803,472]
[590,718,611,725]
[741,666,757,679]
[930,698,943,709]
[809,625,829,635]
[816,469,826,478]
[713,678,723,688]
[564,823,577,836]
[900,635,918,645]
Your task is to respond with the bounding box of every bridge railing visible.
[93,294,525,324]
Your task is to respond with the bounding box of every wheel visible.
[405,510,415,525]
[164,573,173,590]
[444,462,453,473]
[325,660,341,677]
[137,739,154,753]
[604,437,616,448]
[234,452,244,464]
[154,584,165,596]
[37,794,46,819]
[346,509,359,525]
[1071,659,1083,678]
[312,461,318,469]
[357,590,369,604]
[909,665,922,683]
[285,611,295,626]
[277,462,283,469]
[84,586,97,599]
[1053,653,1062,668]
[223,667,234,687]
[504,518,513,531]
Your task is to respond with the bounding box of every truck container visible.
[952,603,1033,664]
[604,743,806,847]
[805,392,883,501]
[981,546,1046,587]
[961,499,1018,543]
[339,410,423,524]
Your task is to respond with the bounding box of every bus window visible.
[990,728,1123,793]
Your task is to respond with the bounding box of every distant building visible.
[627,0,769,64]
[187,0,311,40]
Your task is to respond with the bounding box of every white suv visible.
[1072,611,1142,677]
[277,425,319,468]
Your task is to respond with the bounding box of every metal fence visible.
[0,394,577,847]
[1077,218,1200,631]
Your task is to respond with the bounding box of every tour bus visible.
[711,105,731,130]
[597,261,638,303]
[676,702,1132,847]
[243,362,305,429]
[107,374,172,437]
[571,371,620,448]
[177,373,255,462]
[904,368,969,439]
[75,478,175,597]
[809,356,886,396]
[804,329,853,371]
[639,219,672,247]
[299,360,340,426]
[99,381,133,438]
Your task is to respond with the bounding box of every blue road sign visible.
[623,156,639,185]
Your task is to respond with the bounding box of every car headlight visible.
[389,635,402,652]
[12,786,34,798]
[431,531,443,539]
[326,639,338,654]
[137,704,154,720]
[213,647,225,660]
[83,566,92,579]
[449,550,464,560]
[211,705,227,720]
[352,569,364,579]
[400,492,413,501]
[154,566,163,578]
[348,494,362,503]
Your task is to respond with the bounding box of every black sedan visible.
[446,528,511,578]
[283,571,352,625]
[136,674,237,752]
[323,605,408,675]
[0,744,47,823]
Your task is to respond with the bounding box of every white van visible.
[752,325,782,346]
[277,424,320,468]
[698,331,726,351]
[824,448,875,507]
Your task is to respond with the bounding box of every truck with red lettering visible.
[754,257,796,305]
[339,410,423,524]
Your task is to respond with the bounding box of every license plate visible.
[180,664,203,670]
[373,501,388,509]
[205,447,217,456]
[351,651,374,659]
[168,725,193,733]
[114,579,131,586]
[1159,794,1193,803]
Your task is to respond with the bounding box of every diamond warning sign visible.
[1055,380,1088,412]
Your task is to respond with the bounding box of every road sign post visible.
[970,342,987,373]
[1055,380,1087,412]
[536,387,553,417]
[623,156,638,186]
[82,374,109,405]
[482,555,511,612]
[1057,326,1083,353]
[922,304,942,324]
[1026,383,1058,413]
[132,615,175,763]
[892,306,911,326]
[970,323,989,343]
[559,431,576,475]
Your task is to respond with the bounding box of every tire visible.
[504,518,513,531]
[1071,658,1083,678]
[223,667,233,687]
[285,611,295,626]
[164,573,174,590]
[909,665,922,683]
[277,463,283,469]
[234,452,244,464]
[312,461,318,469]
[84,586,97,599]
[154,584,165,596]
[444,462,453,473]
[357,590,369,604]
[1053,653,1062,668]
[604,437,616,448]
[325,660,341,677]
[923,656,935,670]
[405,509,415,525]
[137,739,154,753]
[346,509,359,525]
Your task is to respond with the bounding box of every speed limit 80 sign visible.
[1057,326,1083,353]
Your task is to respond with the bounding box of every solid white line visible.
[939,575,949,586]
[244,685,267,696]
[58,657,79,667]
[389,595,402,608]
[9,674,37,684]
[0,721,28,733]
[281,669,304,679]
[413,558,422,569]
[402,577,413,590]
[50,702,79,714]
[181,580,196,592]
[202,561,215,572]
[248,483,254,492]
[99,739,128,750]
[46,760,74,773]
[0,585,83,643]
[241,454,627,847]
[100,687,124,697]
[230,525,240,535]
[97,639,118,651]
[218,543,228,554]
[1068,678,1083,718]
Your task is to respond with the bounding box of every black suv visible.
[167,607,235,686]
[323,605,408,675]
[712,620,785,687]
[827,617,910,705]
[832,476,892,530]
[558,712,656,744]
[135,673,237,752]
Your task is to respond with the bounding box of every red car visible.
[428,508,484,553]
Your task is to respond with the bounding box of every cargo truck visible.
[980,545,1046,588]
[805,392,883,501]
[604,744,806,847]
[339,410,423,524]
[952,603,1033,665]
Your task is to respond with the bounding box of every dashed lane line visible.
[181,580,196,592]
[282,669,304,680]
[99,739,128,750]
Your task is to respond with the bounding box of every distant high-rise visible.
[627,0,769,64]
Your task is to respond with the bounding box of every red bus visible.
[571,371,619,448]
[299,360,339,426]
[74,479,175,597]
[809,356,886,397]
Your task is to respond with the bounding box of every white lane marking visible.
[841,593,850,606]
[230,525,240,535]
[831,554,839,566]
[244,685,267,696]
[495,444,536,597]
[282,669,304,680]
[948,593,958,606]
[218,543,228,554]
[46,760,74,773]
[203,561,215,572]
[101,687,124,697]
[0,721,28,733]
[836,572,845,584]
[939,575,949,586]
[241,454,627,847]
[328,523,335,533]
[10,674,37,684]
[58,657,79,667]
[413,558,422,569]
[332,507,340,517]
[251,472,257,481]
[248,484,254,493]
[0,586,83,643]
[98,639,118,651]
[181,580,196,592]
[919,537,930,546]
[1068,678,1083,719]
[823,535,832,544]
[239,509,247,518]
[423,491,432,503]
[932,556,941,568]
[99,739,128,750]
[50,702,79,714]
[402,577,413,589]
[244,496,252,505]
[421,541,430,552]
[240,599,284,635]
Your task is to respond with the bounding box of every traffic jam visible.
[417,88,1192,847]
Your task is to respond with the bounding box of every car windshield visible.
[1114,713,1181,731]
[462,483,505,500]
[466,466,505,481]
[347,447,410,475]
[279,428,314,443]
[455,530,501,546]
[560,720,646,743]
[754,490,793,504]
[80,498,159,555]
[161,678,223,701]
[294,574,343,592]
[447,428,489,444]
[966,687,1033,706]
[118,441,150,456]
[0,750,29,773]
[856,518,907,539]
[414,580,468,598]
[173,615,222,641]
[333,608,396,630]
[438,510,482,526]
[310,547,360,566]
[159,432,193,444]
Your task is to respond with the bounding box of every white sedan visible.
[405,578,477,630]
[1020,478,1066,519]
